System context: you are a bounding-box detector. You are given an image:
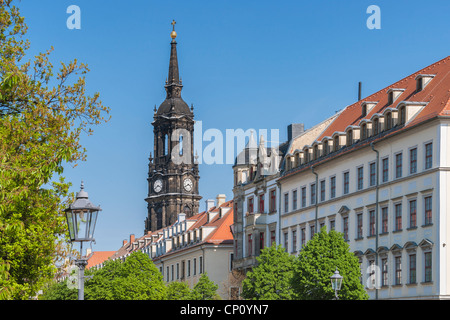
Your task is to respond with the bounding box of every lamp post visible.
[65,182,102,300]
[330,268,343,300]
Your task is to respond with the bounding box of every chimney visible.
[123,239,128,247]
[358,81,362,101]
[205,199,215,211]
[130,234,135,244]
[287,123,304,141]
[216,194,226,207]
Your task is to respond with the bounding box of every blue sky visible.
[18,0,450,251]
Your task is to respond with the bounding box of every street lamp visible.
[65,181,102,300]
[330,268,343,300]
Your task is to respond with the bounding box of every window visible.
[301,228,306,248]
[346,130,353,146]
[361,123,367,139]
[270,230,276,246]
[395,203,402,231]
[193,258,197,275]
[291,230,297,253]
[310,183,316,205]
[248,197,254,213]
[176,263,179,280]
[424,196,432,225]
[357,166,364,190]
[179,134,183,155]
[301,187,306,208]
[409,199,417,228]
[409,148,417,174]
[409,254,416,284]
[381,207,389,233]
[284,232,288,252]
[330,176,336,199]
[425,143,433,169]
[259,232,265,253]
[258,194,265,213]
[369,162,376,186]
[373,118,379,135]
[330,219,335,231]
[166,266,170,282]
[334,135,340,151]
[320,180,326,202]
[395,153,403,178]
[269,189,276,213]
[416,77,423,91]
[188,260,191,277]
[292,190,298,211]
[356,213,363,239]
[323,140,329,156]
[388,92,393,105]
[310,225,315,239]
[381,258,388,286]
[382,158,389,182]
[343,217,349,241]
[343,171,349,194]
[424,252,432,282]
[385,112,392,130]
[369,210,375,236]
[284,193,289,213]
[395,256,402,285]
[399,106,406,125]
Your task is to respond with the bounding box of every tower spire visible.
[165,20,182,99]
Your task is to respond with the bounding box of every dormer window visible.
[346,129,353,146]
[387,88,405,106]
[415,74,435,92]
[323,140,329,156]
[313,144,319,160]
[333,135,340,152]
[373,118,379,135]
[361,101,378,117]
[385,112,392,130]
[399,105,406,125]
[361,123,367,139]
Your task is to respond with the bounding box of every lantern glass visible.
[330,269,343,291]
[66,209,99,242]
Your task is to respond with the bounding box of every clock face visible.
[183,178,193,192]
[153,179,163,193]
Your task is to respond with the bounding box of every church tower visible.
[145,21,202,233]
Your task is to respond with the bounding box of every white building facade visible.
[233,55,450,299]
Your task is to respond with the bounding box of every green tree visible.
[84,251,166,300]
[190,273,219,300]
[292,227,369,300]
[241,244,296,300]
[39,279,77,300]
[166,281,192,300]
[0,0,109,299]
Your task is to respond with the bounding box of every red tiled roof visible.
[86,251,116,269]
[318,55,450,140]
[279,56,450,182]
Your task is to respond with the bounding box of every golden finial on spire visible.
[170,20,177,40]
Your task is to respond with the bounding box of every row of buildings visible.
[85,23,450,299]
[232,55,450,299]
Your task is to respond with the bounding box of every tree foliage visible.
[241,244,296,300]
[166,281,192,300]
[291,227,369,300]
[84,251,166,300]
[0,0,109,299]
[190,273,220,300]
